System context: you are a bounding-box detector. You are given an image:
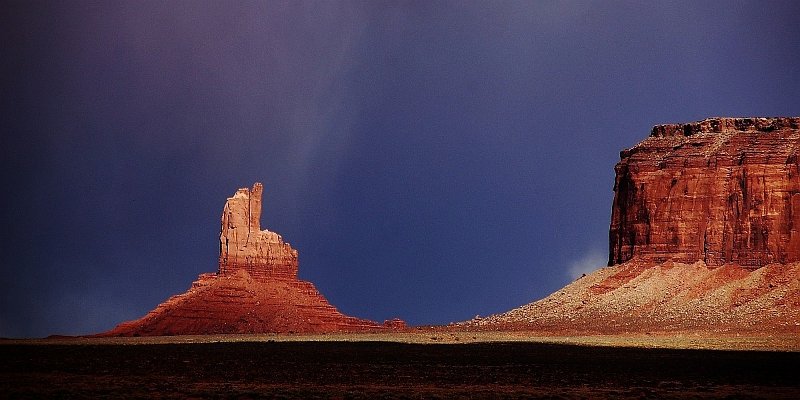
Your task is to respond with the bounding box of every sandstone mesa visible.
[610,117,800,266]
[469,117,800,334]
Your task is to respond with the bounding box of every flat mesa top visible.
[621,117,800,161]
[650,117,800,137]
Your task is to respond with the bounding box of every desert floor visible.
[2,332,799,399]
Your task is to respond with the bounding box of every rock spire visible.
[100,183,400,336]
[218,183,298,279]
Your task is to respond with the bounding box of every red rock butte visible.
[610,117,800,267]
[102,183,395,336]
[468,117,800,334]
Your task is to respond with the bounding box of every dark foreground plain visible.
[2,339,799,399]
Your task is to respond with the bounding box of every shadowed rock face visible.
[101,183,391,336]
[609,117,800,267]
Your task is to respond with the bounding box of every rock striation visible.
[466,118,800,334]
[610,117,800,267]
[102,183,396,336]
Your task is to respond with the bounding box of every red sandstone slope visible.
[467,118,800,334]
[102,183,387,336]
[471,261,800,334]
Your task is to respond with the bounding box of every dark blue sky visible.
[2,1,798,337]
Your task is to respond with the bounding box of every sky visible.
[2,1,799,338]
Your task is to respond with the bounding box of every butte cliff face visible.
[102,183,389,336]
[468,118,800,334]
[609,117,800,267]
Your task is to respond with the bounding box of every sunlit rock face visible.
[218,183,299,280]
[609,117,800,267]
[101,183,394,336]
